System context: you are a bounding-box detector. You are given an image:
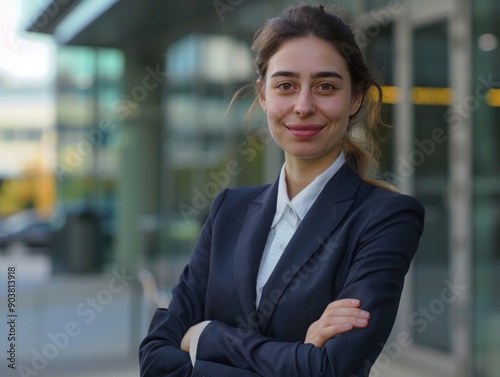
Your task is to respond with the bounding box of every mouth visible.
[285,124,325,139]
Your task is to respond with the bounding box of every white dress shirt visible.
[189,153,346,366]
[255,152,346,307]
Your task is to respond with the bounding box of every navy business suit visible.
[139,164,424,377]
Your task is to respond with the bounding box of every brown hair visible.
[234,4,392,188]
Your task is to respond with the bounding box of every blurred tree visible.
[0,156,55,217]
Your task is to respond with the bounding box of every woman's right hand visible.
[304,299,370,348]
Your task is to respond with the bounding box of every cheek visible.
[266,99,288,123]
[322,99,352,122]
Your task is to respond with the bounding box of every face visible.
[258,36,363,166]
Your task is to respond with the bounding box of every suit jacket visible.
[139,164,425,377]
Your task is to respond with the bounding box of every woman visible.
[139,4,424,377]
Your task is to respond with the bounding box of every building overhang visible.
[25,0,229,49]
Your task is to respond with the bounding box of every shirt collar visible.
[272,152,346,228]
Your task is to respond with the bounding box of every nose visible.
[294,89,316,117]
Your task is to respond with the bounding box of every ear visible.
[349,85,364,117]
[257,79,266,112]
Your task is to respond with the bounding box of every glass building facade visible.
[26,0,499,375]
[51,47,124,271]
[472,0,500,375]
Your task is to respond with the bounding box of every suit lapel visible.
[233,179,279,327]
[257,164,361,332]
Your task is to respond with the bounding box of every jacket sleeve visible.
[139,189,261,377]
[194,194,425,377]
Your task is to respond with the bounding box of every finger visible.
[305,323,353,347]
[321,323,354,337]
[325,299,361,310]
[322,315,370,328]
[316,323,354,345]
[315,316,371,346]
[321,307,370,321]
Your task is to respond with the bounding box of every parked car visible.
[0,209,53,254]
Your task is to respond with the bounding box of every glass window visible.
[53,46,123,271]
[162,33,259,281]
[473,0,500,375]
[365,24,394,178]
[412,21,451,351]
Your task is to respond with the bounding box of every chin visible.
[285,145,341,162]
[285,150,324,160]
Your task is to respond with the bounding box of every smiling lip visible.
[285,124,325,139]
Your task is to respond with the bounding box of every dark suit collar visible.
[233,164,361,331]
[232,176,279,326]
[321,162,361,203]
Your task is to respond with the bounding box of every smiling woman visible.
[139,4,424,377]
[257,36,363,198]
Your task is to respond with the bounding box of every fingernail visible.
[351,299,359,305]
[361,311,369,318]
[357,318,368,325]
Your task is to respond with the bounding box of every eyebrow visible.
[270,71,344,80]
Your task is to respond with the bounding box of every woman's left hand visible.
[304,299,370,348]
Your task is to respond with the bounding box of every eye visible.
[276,82,294,91]
[318,83,335,91]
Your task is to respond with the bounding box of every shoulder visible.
[368,183,423,208]
[355,181,425,224]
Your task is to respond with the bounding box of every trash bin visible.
[52,206,105,274]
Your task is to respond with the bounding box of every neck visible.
[284,152,340,200]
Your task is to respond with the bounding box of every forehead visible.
[266,36,350,77]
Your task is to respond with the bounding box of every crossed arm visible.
[181,298,370,352]
[141,295,371,377]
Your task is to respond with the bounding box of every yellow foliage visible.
[0,161,55,218]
